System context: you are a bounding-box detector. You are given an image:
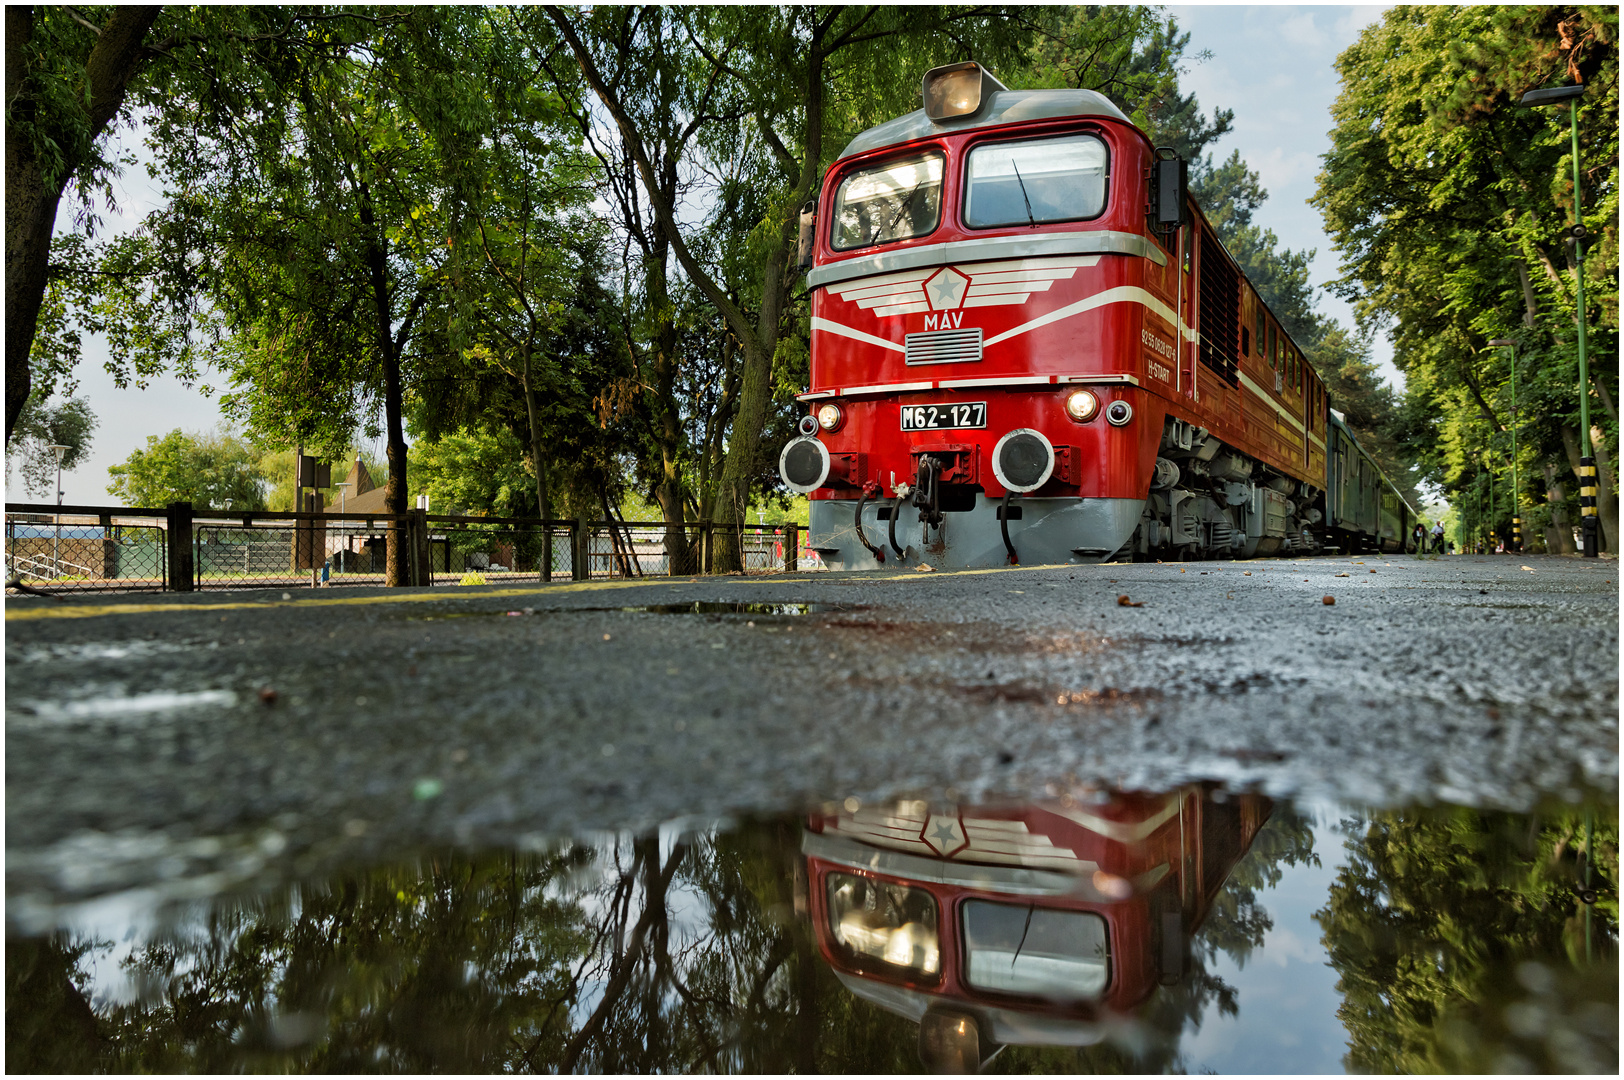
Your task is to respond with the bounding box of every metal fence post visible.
[571,518,588,581]
[701,520,713,574]
[785,523,798,572]
[99,512,117,580]
[166,501,195,592]
[541,522,553,583]
[408,508,430,586]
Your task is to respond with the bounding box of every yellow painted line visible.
[5,563,1076,621]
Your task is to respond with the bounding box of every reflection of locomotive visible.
[799,788,1269,1070]
[781,61,1416,568]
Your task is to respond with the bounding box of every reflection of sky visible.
[1180,804,1351,1073]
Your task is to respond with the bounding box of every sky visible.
[8,4,1398,507]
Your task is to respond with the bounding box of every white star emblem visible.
[924,267,969,310]
[921,814,968,856]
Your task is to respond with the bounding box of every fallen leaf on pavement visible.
[1117,595,1143,607]
[916,563,935,572]
[1335,573,1350,577]
[1322,595,1336,605]
[1520,565,1535,572]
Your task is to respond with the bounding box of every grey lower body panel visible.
[809,495,1144,571]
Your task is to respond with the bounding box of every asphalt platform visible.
[5,553,1617,923]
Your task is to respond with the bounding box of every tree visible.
[123,9,495,584]
[1315,7,1619,548]
[104,426,266,510]
[409,426,538,518]
[546,5,1034,570]
[6,5,159,443]
[1317,805,1616,1072]
[1023,8,1415,493]
[7,7,402,444]
[4,391,96,499]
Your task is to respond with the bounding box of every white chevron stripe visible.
[984,286,1198,347]
[810,316,905,353]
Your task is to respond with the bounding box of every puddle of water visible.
[411,601,862,621]
[9,689,239,726]
[5,787,1615,1073]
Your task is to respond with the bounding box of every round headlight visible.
[1106,400,1134,426]
[1064,388,1099,422]
[780,436,831,494]
[797,413,820,437]
[992,428,1056,493]
[817,403,844,431]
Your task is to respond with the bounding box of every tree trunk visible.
[1593,374,1618,426]
[1590,424,1616,554]
[712,337,777,572]
[1515,260,1539,329]
[357,193,411,586]
[1543,462,1576,553]
[520,344,550,523]
[5,6,160,442]
[647,218,691,575]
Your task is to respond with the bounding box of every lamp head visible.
[45,443,70,465]
[1487,339,1516,347]
[921,61,1008,122]
[1520,83,1585,107]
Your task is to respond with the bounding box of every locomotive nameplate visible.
[900,402,987,431]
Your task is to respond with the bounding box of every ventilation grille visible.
[905,327,983,366]
[1197,229,1240,387]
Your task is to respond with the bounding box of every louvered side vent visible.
[905,327,983,366]
[1197,230,1240,386]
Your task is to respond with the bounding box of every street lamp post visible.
[45,443,70,577]
[1488,339,1520,550]
[1520,82,1597,556]
[335,482,351,574]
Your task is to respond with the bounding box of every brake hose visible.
[1000,490,1018,565]
[855,484,885,563]
[888,498,905,559]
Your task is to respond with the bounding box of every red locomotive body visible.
[782,63,1349,567]
[800,787,1269,1064]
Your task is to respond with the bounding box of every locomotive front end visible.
[786,64,1167,570]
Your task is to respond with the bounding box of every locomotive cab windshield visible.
[831,153,944,250]
[963,134,1108,227]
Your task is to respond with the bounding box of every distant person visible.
[1431,520,1445,553]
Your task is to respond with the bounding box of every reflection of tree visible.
[5,936,103,1072]
[3,804,1324,1072]
[1316,806,1618,1073]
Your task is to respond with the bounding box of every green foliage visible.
[5,391,97,499]
[104,426,266,510]
[410,427,538,518]
[1315,6,1619,540]
[1317,804,1618,1072]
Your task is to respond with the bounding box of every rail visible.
[4,502,819,595]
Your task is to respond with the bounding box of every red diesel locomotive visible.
[781,62,1415,568]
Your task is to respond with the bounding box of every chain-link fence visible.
[6,504,818,594]
[6,510,171,592]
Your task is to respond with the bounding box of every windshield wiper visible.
[886,178,928,237]
[1010,903,1035,968]
[1010,159,1036,226]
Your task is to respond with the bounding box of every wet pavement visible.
[4,553,1618,1071]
